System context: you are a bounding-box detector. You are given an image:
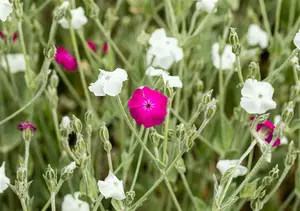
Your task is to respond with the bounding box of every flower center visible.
[143,99,154,111]
[258,93,263,99]
[105,75,111,80]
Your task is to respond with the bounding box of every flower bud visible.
[204,98,217,120]
[229,28,241,55]
[285,141,297,167]
[175,123,185,137]
[61,161,76,180]
[99,122,109,142]
[125,191,135,206]
[84,110,93,125]
[182,125,197,152]
[13,0,24,20]
[290,84,300,100]
[44,44,57,60]
[72,115,82,133]
[50,71,59,88]
[150,128,161,147]
[248,62,261,80]
[43,165,58,192]
[281,101,295,126]
[195,80,204,92]
[175,158,186,174]
[202,90,213,106]
[137,30,150,46]
[53,1,69,21]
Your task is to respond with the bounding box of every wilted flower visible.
[294,31,300,50]
[18,121,36,131]
[147,28,183,70]
[58,7,88,30]
[1,54,26,73]
[240,79,276,114]
[145,66,183,88]
[62,192,90,211]
[274,115,288,145]
[212,43,236,70]
[247,24,268,49]
[88,68,128,97]
[60,116,71,129]
[216,160,247,178]
[196,0,218,13]
[0,0,13,22]
[128,86,168,128]
[87,41,96,52]
[55,46,78,71]
[98,171,126,200]
[0,162,10,193]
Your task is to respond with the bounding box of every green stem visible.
[164,0,178,36]
[236,56,244,84]
[293,65,299,84]
[107,150,114,172]
[259,0,272,38]
[274,0,283,36]
[41,179,64,211]
[180,173,201,211]
[163,106,170,164]
[28,0,53,20]
[50,192,56,211]
[130,129,150,191]
[20,198,28,211]
[116,95,163,166]
[292,198,300,211]
[288,0,296,30]
[92,195,104,211]
[164,178,182,211]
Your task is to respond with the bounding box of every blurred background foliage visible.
[0,0,300,210]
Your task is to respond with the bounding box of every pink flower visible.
[55,46,78,71]
[18,122,36,131]
[128,86,168,128]
[250,117,280,146]
[87,41,96,52]
[0,31,3,38]
[12,33,18,41]
[102,42,108,53]
[0,31,18,42]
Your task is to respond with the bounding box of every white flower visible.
[62,192,89,211]
[60,1,70,9]
[145,66,183,88]
[212,43,235,70]
[60,116,71,129]
[0,0,13,22]
[196,0,218,13]
[240,79,276,114]
[58,7,88,30]
[247,24,268,49]
[1,54,26,73]
[97,171,125,200]
[0,162,10,193]
[88,68,128,97]
[147,28,183,70]
[274,115,288,145]
[216,160,247,178]
[294,31,300,50]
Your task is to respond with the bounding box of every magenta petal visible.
[128,86,168,128]
[87,41,97,52]
[18,121,37,131]
[102,42,108,53]
[55,46,78,71]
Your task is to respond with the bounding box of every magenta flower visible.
[128,87,168,128]
[18,122,36,131]
[0,31,18,42]
[250,117,280,146]
[12,33,18,41]
[55,46,78,71]
[87,41,96,52]
[102,42,108,53]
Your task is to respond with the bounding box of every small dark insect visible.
[68,131,77,148]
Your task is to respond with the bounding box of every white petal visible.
[88,77,106,96]
[281,136,288,145]
[293,31,300,50]
[145,66,164,76]
[149,28,167,46]
[58,17,70,29]
[241,79,259,98]
[240,97,261,114]
[259,99,276,114]
[216,160,247,178]
[221,45,235,70]
[61,116,71,129]
[0,1,13,22]
[109,68,128,81]
[0,162,10,193]
[152,54,175,70]
[274,115,281,125]
[212,43,221,69]
[98,172,126,200]
[62,192,90,211]
[103,78,123,96]
[171,46,184,62]
[58,7,88,29]
[163,74,183,88]
[257,81,275,99]
[1,54,26,73]
[196,0,216,13]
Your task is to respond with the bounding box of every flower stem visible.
[41,179,64,211]
[163,106,170,164]
[164,178,182,211]
[180,173,201,211]
[164,0,178,36]
[20,198,28,211]
[236,56,244,84]
[51,109,63,152]
[288,0,296,30]
[274,0,283,36]
[116,95,164,167]
[24,140,31,176]
[259,0,272,38]
[50,192,56,211]
[107,150,114,172]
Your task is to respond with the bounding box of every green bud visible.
[175,123,185,137]
[125,191,135,207]
[50,71,59,88]
[103,141,112,152]
[182,125,197,152]
[43,165,58,192]
[72,115,83,133]
[84,110,93,125]
[285,141,297,166]
[195,80,204,92]
[204,99,217,120]
[175,158,186,174]
[44,45,57,60]
[269,165,280,179]
[290,84,300,100]
[99,122,109,142]
[282,101,295,126]
[202,90,213,106]
[229,28,241,55]
[137,30,150,45]
[240,179,258,199]
[150,128,161,147]
[53,1,69,21]
[13,0,24,20]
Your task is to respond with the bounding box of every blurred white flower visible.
[62,192,89,211]
[212,43,235,70]
[1,54,26,73]
[58,7,88,29]
[98,171,125,200]
[240,79,276,114]
[147,28,183,70]
[0,162,10,193]
[0,0,13,22]
[216,160,247,178]
[247,24,268,49]
[64,161,76,172]
[89,68,128,97]
[294,31,300,50]
[60,116,71,129]
[274,115,288,145]
[196,0,218,13]
[60,1,70,9]
[145,66,183,88]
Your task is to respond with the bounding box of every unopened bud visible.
[44,45,57,59]
[204,98,217,120]
[43,165,58,192]
[229,28,241,55]
[285,141,297,166]
[195,80,204,92]
[125,191,135,206]
[72,115,82,133]
[248,62,261,80]
[150,128,161,147]
[50,71,59,88]
[137,30,150,45]
[202,90,213,106]
[13,0,23,20]
[281,101,295,125]
[290,84,300,100]
[84,110,93,125]
[99,122,109,142]
[175,158,186,174]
